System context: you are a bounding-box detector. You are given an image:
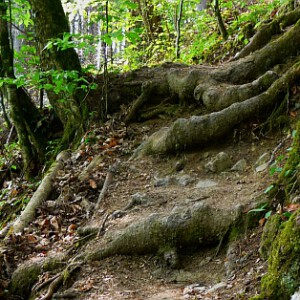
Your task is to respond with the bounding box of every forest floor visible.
[6,110,294,300]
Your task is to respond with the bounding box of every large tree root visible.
[132,61,300,157]
[9,151,71,234]
[117,18,300,121]
[80,202,243,264]
[194,70,278,111]
[6,202,243,297]
[234,6,300,60]
[9,255,65,299]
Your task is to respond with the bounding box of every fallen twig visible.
[94,161,120,211]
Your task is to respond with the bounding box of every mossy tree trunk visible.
[0,0,45,177]
[28,0,87,150]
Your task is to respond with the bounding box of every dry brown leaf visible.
[108,138,118,148]
[10,189,19,197]
[259,218,266,227]
[50,216,61,231]
[40,218,50,232]
[290,111,298,117]
[89,179,97,189]
[27,234,38,244]
[285,203,300,212]
[68,224,77,233]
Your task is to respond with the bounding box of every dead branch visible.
[10,151,71,234]
[94,161,120,211]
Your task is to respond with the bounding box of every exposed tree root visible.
[94,161,120,211]
[9,151,71,234]
[80,202,243,263]
[132,60,300,157]
[194,70,278,111]
[9,255,65,298]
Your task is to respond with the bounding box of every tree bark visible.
[28,0,87,150]
[0,0,45,176]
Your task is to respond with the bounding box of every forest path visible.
[57,117,281,300]
[10,115,288,299]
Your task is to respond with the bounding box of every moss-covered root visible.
[82,203,242,263]
[253,209,300,300]
[259,214,283,260]
[9,255,64,299]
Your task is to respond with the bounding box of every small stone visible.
[255,162,269,172]
[206,282,227,294]
[175,160,185,172]
[176,174,194,186]
[205,152,232,173]
[131,192,148,203]
[254,152,270,170]
[231,159,247,172]
[196,179,218,188]
[183,284,206,295]
[154,176,172,187]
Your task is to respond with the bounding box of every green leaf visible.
[265,210,272,219]
[248,204,268,213]
[44,83,54,90]
[264,184,274,193]
[284,169,293,177]
[283,211,292,218]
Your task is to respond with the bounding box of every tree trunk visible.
[214,0,227,40]
[0,0,45,176]
[28,0,87,150]
[175,0,184,58]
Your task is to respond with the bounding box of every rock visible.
[254,152,270,172]
[206,282,227,294]
[174,160,185,172]
[131,192,148,203]
[111,210,126,219]
[154,176,173,187]
[124,192,149,210]
[255,162,269,172]
[205,152,232,173]
[291,288,300,300]
[183,284,206,295]
[176,174,194,186]
[231,159,247,172]
[154,174,194,187]
[196,179,218,188]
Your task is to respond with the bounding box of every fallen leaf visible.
[259,218,266,227]
[50,216,61,232]
[68,224,77,233]
[27,234,38,244]
[290,111,298,117]
[89,179,97,189]
[285,203,300,212]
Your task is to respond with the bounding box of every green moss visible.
[257,209,300,299]
[228,225,241,242]
[280,121,300,188]
[259,214,282,260]
[9,262,41,298]
[250,295,265,300]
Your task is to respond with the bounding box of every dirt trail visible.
[59,121,281,300]
[7,117,287,299]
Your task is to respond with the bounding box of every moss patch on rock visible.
[255,209,300,299]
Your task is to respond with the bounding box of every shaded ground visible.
[4,114,292,299]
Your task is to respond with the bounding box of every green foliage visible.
[0,142,21,172]
[248,203,273,220]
